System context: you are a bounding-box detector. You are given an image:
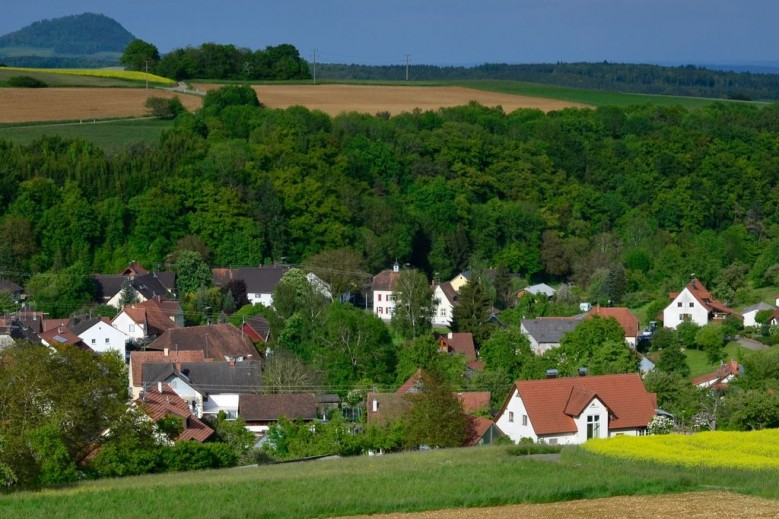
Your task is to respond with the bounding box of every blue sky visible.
[3,1,777,66]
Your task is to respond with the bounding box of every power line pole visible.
[145,60,149,90]
[405,54,410,81]
[312,49,318,84]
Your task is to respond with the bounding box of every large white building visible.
[371,263,401,321]
[662,278,739,329]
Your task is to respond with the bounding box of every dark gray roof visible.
[67,316,105,336]
[245,315,271,341]
[132,273,170,300]
[141,362,178,387]
[152,271,176,292]
[0,279,22,293]
[238,393,317,421]
[742,302,775,314]
[178,360,262,394]
[212,266,289,295]
[94,275,126,302]
[521,318,580,343]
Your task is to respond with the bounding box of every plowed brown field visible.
[0,88,203,123]
[334,492,779,519]
[0,84,585,124]
[193,84,587,115]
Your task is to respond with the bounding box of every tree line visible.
[317,62,779,101]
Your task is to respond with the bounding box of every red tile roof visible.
[466,416,496,446]
[396,369,424,395]
[676,278,740,318]
[437,332,477,362]
[457,392,491,414]
[692,360,742,389]
[147,323,258,361]
[503,373,656,436]
[585,306,639,338]
[138,383,214,442]
[121,299,182,336]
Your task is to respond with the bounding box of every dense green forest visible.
[318,62,779,101]
[1,88,779,314]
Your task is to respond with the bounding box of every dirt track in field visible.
[0,88,203,123]
[334,492,779,519]
[193,84,587,116]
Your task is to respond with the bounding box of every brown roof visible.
[372,268,401,292]
[501,373,656,436]
[437,332,477,362]
[0,279,22,293]
[396,370,424,395]
[437,281,458,305]
[40,326,82,347]
[242,315,272,343]
[147,323,258,360]
[130,349,207,387]
[238,393,317,422]
[121,261,150,277]
[366,392,411,424]
[585,306,639,338]
[138,383,214,442]
[457,392,491,414]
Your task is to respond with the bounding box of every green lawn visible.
[1,446,776,519]
[0,118,174,153]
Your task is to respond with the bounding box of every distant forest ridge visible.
[317,62,779,101]
[0,13,134,55]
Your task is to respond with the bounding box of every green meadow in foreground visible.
[1,446,777,519]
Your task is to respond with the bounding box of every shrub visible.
[7,75,47,88]
[145,96,185,119]
[647,415,674,435]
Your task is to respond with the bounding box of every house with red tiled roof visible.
[467,415,503,446]
[136,382,214,443]
[238,393,318,434]
[112,299,184,342]
[495,373,657,445]
[693,360,743,390]
[371,263,401,321]
[663,278,740,329]
[129,349,207,399]
[436,332,477,363]
[582,306,640,347]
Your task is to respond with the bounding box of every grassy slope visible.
[1,447,776,519]
[0,119,175,154]
[0,69,148,88]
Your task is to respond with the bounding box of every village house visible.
[580,306,640,347]
[692,360,743,390]
[520,317,580,354]
[742,301,776,327]
[146,323,259,361]
[371,262,401,321]
[663,278,740,329]
[238,393,318,435]
[211,265,289,307]
[111,298,184,342]
[432,280,458,327]
[136,382,214,443]
[495,373,657,445]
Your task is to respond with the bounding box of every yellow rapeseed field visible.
[583,428,779,470]
[2,66,175,85]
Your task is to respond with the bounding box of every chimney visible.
[229,357,236,366]
[164,347,169,357]
[392,262,400,273]
[578,367,588,377]
[158,381,163,394]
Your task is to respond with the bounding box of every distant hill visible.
[0,13,135,68]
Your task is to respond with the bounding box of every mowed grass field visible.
[1,446,777,519]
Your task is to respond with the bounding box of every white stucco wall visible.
[373,289,395,321]
[495,389,538,443]
[78,322,128,358]
[204,394,240,419]
[112,312,146,340]
[432,285,453,327]
[663,288,710,329]
[248,293,273,307]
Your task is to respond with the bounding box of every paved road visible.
[737,337,769,351]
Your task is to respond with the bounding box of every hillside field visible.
[1,445,777,519]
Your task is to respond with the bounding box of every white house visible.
[371,263,401,321]
[495,373,657,445]
[112,299,184,341]
[211,266,288,307]
[71,317,128,358]
[741,302,775,328]
[432,281,457,327]
[520,317,580,354]
[663,278,740,329]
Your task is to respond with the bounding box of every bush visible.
[145,96,186,119]
[7,75,47,88]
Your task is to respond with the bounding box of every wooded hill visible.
[0,13,134,68]
[1,89,779,319]
[318,62,779,101]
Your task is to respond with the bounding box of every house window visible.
[105,338,110,344]
[689,302,694,308]
[387,307,393,315]
[440,308,447,317]
[91,338,96,344]
[377,307,383,315]
[677,302,682,307]
[129,324,135,332]
[680,313,692,321]
[387,294,395,302]
[378,294,382,302]
[587,415,601,439]
[508,411,514,422]
[548,438,558,445]
[522,415,528,426]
